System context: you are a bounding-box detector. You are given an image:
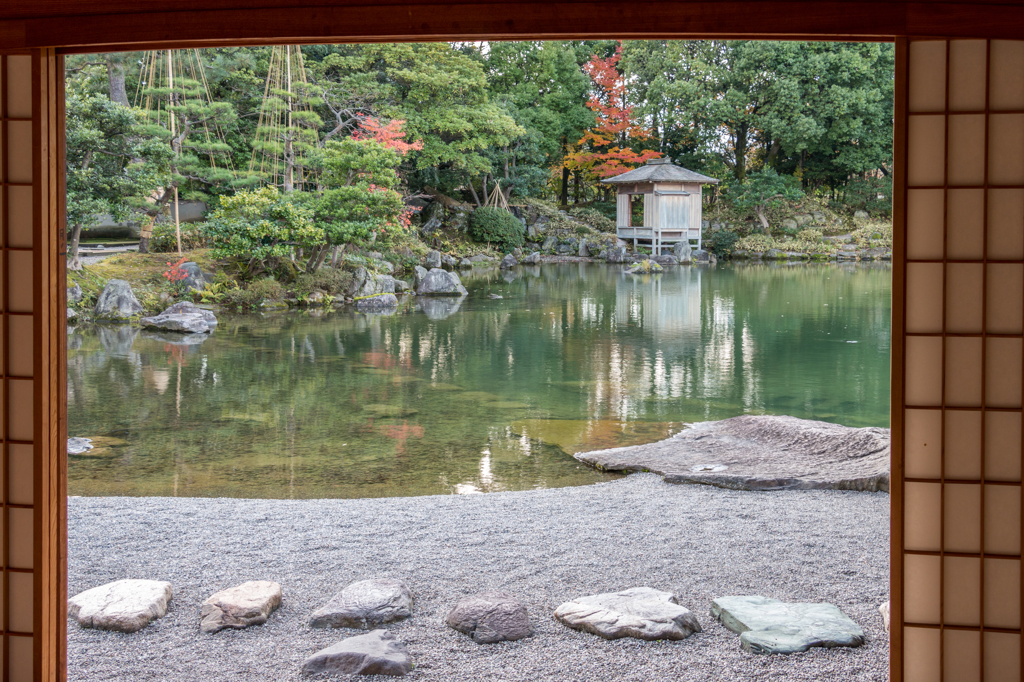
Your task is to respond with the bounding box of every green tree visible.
[296,137,409,273]
[359,43,523,198]
[727,168,804,233]
[200,186,323,277]
[64,93,172,270]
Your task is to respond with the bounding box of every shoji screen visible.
[0,51,65,682]
[900,38,1024,681]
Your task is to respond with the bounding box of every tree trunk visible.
[68,222,84,271]
[734,123,749,181]
[573,171,580,204]
[105,56,129,107]
[756,205,770,234]
[560,166,570,207]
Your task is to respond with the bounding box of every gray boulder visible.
[416,269,468,296]
[310,579,413,629]
[673,241,692,264]
[421,214,443,237]
[579,239,591,257]
[179,262,206,291]
[68,282,83,303]
[812,211,827,224]
[794,213,813,226]
[94,279,144,320]
[556,244,572,254]
[67,308,77,320]
[574,415,890,492]
[523,251,542,265]
[393,279,410,292]
[413,266,429,288]
[458,257,473,269]
[447,591,533,644]
[554,587,701,641]
[692,249,711,263]
[781,218,798,231]
[441,254,458,268]
[201,581,282,634]
[711,596,865,654]
[541,235,558,252]
[141,302,218,334]
[500,254,517,269]
[425,250,443,269]
[68,579,173,633]
[357,273,396,297]
[854,210,870,221]
[301,629,413,677]
[356,294,399,311]
[603,247,629,264]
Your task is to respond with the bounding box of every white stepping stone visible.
[200,580,282,633]
[554,587,702,640]
[68,579,172,633]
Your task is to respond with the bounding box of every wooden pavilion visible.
[601,158,719,254]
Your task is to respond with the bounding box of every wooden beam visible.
[0,0,1018,52]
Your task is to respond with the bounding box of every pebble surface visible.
[68,473,889,681]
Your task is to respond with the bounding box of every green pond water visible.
[67,262,891,499]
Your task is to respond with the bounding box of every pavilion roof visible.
[601,158,720,185]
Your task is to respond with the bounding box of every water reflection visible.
[68,262,891,499]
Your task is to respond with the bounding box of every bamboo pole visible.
[167,49,182,255]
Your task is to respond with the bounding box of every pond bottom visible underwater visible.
[67,262,891,499]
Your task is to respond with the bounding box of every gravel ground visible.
[68,474,890,682]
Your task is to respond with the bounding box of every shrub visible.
[568,206,616,233]
[796,228,823,242]
[220,278,286,309]
[469,207,524,251]
[705,229,740,257]
[293,268,353,298]
[149,221,207,252]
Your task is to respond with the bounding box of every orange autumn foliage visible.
[565,42,662,181]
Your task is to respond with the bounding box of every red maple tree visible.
[352,116,424,156]
[565,42,662,183]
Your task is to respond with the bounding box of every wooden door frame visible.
[4,2,1021,679]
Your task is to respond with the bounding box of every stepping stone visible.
[301,629,413,677]
[554,587,701,641]
[446,590,533,643]
[310,579,413,629]
[200,580,282,633]
[141,301,218,334]
[879,600,890,632]
[711,595,865,654]
[68,579,173,633]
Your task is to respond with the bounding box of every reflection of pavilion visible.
[615,268,702,340]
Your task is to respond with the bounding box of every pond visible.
[67,262,891,499]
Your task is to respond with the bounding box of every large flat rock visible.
[68,579,173,633]
[574,415,889,492]
[554,587,701,641]
[200,580,282,633]
[711,595,865,654]
[310,579,413,629]
[301,629,413,677]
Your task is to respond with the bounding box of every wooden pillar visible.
[0,49,66,682]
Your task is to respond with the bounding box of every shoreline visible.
[68,474,889,681]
